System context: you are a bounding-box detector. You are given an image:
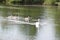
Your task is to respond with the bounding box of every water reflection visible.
[36,6,55,40]
[0,16,37,40]
[0,6,60,40]
[54,6,60,40]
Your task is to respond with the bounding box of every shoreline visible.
[0,5,58,9]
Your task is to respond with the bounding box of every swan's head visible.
[38,19,40,22]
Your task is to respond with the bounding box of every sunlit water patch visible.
[35,8,55,40]
[0,6,60,40]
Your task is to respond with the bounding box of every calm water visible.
[0,6,60,40]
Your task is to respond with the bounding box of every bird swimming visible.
[6,15,21,21]
[6,16,40,28]
[24,16,30,22]
[35,19,40,28]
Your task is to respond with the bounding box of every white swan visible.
[7,16,30,22]
[7,16,19,20]
[7,16,40,28]
[24,16,30,22]
[35,19,40,28]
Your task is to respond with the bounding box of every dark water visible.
[0,6,60,40]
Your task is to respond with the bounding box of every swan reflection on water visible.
[6,16,40,28]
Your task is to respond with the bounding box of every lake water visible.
[0,6,60,40]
